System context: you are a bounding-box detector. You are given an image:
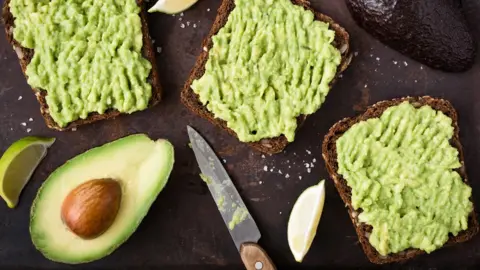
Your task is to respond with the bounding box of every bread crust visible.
[2,0,162,131]
[181,0,352,154]
[322,95,479,264]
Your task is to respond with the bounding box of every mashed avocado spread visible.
[10,0,152,127]
[191,0,341,142]
[337,102,473,256]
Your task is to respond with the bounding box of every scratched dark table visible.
[0,0,480,269]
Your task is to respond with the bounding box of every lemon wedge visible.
[0,136,55,208]
[287,180,326,262]
[148,0,199,14]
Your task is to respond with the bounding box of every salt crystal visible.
[306,149,311,155]
[180,23,185,28]
[393,61,398,65]
[203,46,208,52]
[222,159,226,164]
[157,47,162,53]
[193,24,197,28]
[180,12,184,16]
[29,118,33,122]
[354,51,359,56]
[313,158,316,163]
[376,57,380,61]
[285,174,290,179]
[307,168,311,173]
[261,155,265,159]
[259,181,263,185]
[186,21,190,26]
[263,166,268,171]
[305,163,310,168]
[364,84,368,88]
[299,176,302,180]
[72,127,77,131]
[278,170,282,174]
[21,122,26,126]
[18,96,22,100]
[207,8,211,12]
[26,128,31,133]
[403,61,408,66]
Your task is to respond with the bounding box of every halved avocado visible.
[30,134,174,264]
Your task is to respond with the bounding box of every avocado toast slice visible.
[322,96,479,264]
[181,0,352,154]
[2,0,162,131]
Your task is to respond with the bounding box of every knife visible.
[187,126,276,270]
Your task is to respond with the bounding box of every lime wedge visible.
[287,180,326,262]
[0,137,55,208]
[148,0,199,14]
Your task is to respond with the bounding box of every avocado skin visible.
[347,0,476,72]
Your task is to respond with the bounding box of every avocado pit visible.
[61,178,122,239]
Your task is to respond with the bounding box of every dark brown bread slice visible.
[322,96,479,264]
[181,0,352,154]
[2,0,162,131]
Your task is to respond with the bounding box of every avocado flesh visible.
[30,134,174,264]
[347,0,476,72]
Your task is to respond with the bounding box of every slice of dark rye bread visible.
[322,96,479,264]
[181,0,352,155]
[1,0,162,131]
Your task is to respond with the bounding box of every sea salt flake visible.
[263,166,268,172]
[26,128,31,133]
[18,96,22,100]
[20,122,26,126]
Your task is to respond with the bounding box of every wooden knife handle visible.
[240,242,276,270]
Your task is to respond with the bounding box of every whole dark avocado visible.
[346,0,476,72]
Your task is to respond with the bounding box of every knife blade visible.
[187,126,276,270]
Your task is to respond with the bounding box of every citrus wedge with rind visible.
[288,180,326,263]
[0,136,55,208]
[148,0,199,14]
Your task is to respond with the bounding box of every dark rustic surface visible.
[0,0,479,269]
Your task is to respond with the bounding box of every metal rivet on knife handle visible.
[240,243,276,270]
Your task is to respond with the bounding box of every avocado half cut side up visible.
[30,134,175,264]
[346,0,476,72]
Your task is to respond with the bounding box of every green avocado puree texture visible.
[10,0,152,127]
[191,0,341,142]
[336,102,473,256]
